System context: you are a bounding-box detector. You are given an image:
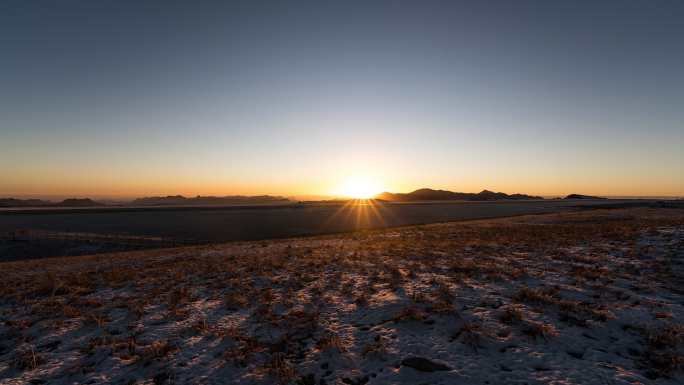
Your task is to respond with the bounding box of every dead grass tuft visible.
[317,331,346,352]
[395,305,428,322]
[513,286,558,305]
[225,291,250,310]
[265,352,297,384]
[141,340,177,361]
[362,335,389,359]
[452,321,486,351]
[522,320,558,340]
[11,345,43,371]
[499,305,524,324]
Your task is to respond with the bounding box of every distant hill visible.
[1,195,291,208]
[131,195,290,206]
[375,189,543,202]
[56,198,104,207]
[564,194,607,200]
[0,198,52,207]
[0,198,104,208]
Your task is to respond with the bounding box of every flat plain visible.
[0,199,661,261]
[1,207,683,384]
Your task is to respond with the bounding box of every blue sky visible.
[2,1,683,197]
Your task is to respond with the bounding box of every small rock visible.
[401,356,452,372]
[582,332,598,340]
[38,340,61,351]
[627,347,641,356]
[153,372,171,385]
[340,376,369,385]
[298,373,315,385]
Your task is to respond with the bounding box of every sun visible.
[338,176,383,199]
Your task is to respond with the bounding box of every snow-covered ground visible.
[1,208,683,384]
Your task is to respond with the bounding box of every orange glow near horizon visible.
[334,176,384,199]
[1,169,684,200]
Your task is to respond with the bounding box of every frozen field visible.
[1,207,683,384]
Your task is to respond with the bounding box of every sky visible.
[2,0,683,198]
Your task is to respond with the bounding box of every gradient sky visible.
[2,1,683,198]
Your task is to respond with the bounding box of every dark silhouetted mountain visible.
[131,195,290,206]
[56,198,104,207]
[0,198,52,207]
[0,198,104,207]
[375,189,543,202]
[564,194,607,200]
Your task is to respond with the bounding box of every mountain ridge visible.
[375,188,543,202]
[564,194,607,200]
[131,195,290,206]
[0,198,104,208]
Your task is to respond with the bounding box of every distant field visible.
[0,199,661,241]
[0,199,673,260]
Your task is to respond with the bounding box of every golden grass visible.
[1,207,683,381]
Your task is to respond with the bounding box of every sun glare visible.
[338,176,382,199]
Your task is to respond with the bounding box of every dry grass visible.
[513,286,558,305]
[453,321,487,351]
[641,324,684,378]
[522,320,558,340]
[11,345,43,371]
[0,207,683,383]
[264,352,297,384]
[361,335,389,359]
[499,305,524,324]
[316,331,346,352]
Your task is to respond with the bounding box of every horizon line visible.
[2,190,683,201]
